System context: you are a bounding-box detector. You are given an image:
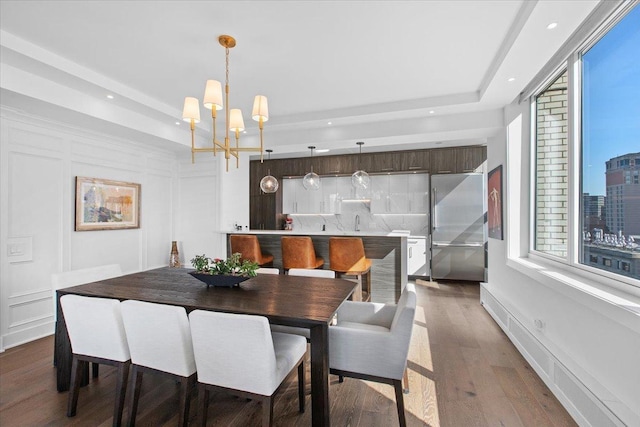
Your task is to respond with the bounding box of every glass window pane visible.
[581,5,640,280]
[535,70,569,258]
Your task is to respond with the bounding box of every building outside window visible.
[534,70,568,258]
[533,4,640,283]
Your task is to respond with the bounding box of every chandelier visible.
[181,35,267,171]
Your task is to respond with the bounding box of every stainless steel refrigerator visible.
[430,173,486,281]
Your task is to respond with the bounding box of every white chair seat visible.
[270,325,310,339]
[272,332,308,384]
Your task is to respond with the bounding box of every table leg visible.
[310,324,330,427]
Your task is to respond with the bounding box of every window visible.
[532,4,640,284]
[534,70,568,257]
[581,4,640,281]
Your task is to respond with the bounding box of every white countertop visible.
[223,230,423,238]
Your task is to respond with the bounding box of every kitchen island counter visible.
[226,231,407,303]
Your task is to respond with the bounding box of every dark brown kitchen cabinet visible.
[398,150,430,172]
[430,146,486,174]
[457,146,486,173]
[369,151,404,173]
[430,148,458,174]
[314,154,356,176]
[250,194,276,230]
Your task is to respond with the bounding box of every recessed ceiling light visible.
[175,121,180,125]
[327,121,332,125]
[315,148,330,153]
[547,22,558,30]
[429,110,435,114]
[106,94,114,99]
[508,77,516,82]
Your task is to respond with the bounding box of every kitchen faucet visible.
[355,215,360,231]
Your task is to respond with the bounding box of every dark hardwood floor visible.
[0,281,577,426]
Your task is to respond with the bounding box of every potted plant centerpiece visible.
[189,253,258,288]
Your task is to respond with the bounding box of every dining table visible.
[54,267,357,427]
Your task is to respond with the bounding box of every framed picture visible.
[75,177,141,231]
[487,165,503,240]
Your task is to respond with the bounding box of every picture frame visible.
[487,165,503,240]
[75,177,141,231]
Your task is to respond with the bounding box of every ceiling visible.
[0,1,600,158]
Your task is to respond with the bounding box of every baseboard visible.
[1,321,54,351]
[480,283,633,427]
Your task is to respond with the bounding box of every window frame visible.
[527,2,640,290]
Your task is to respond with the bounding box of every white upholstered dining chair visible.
[329,282,416,427]
[51,264,122,373]
[120,300,197,427]
[189,310,307,427]
[60,294,130,426]
[287,268,335,278]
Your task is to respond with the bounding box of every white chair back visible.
[121,300,196,377]
[257,267,280,275]
[52,264,122,319]
[288,268,335,278]
[189,310,278,396]
[60,295,130,362]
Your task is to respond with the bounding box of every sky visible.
[582,4,640,195]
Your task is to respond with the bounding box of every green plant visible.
[190,253,258,277]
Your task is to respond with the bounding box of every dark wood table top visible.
[57,267,356,327]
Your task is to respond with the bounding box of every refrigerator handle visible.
[432,187,437,231]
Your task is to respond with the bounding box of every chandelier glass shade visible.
[260,149,279,193]
[181,35,267,171]
[351,141,370,189]
[303,146,321,191]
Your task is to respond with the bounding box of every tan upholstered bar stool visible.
[281,236,324,272]
[230,235,274,266]
[329,237,372,301]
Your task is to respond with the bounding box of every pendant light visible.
[351,141,370,189]
[303,146,321,191]
[259,149,279,193]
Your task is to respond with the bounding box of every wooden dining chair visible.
[189,310,307,427]
[60,295,130,426]
[120,300,197,427]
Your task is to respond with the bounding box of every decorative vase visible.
[169,241,181,268]
[188,272,250,288]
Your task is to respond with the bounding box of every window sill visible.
[506,256,640,328]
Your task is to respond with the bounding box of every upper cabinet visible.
[398,151,431,172]
[430,146,486,174]
[370,173,429,214]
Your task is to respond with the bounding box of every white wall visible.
[483,101,640,427]
[0,108,179,351]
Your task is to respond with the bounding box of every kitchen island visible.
[226,231,407,303]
